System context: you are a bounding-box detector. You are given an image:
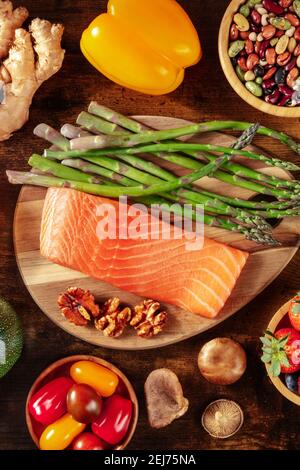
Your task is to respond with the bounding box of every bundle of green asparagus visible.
[6,103,300,246]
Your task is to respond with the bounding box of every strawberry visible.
[260,328,300,376]
[288,292,300,332]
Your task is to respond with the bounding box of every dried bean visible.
[240,5,250,17]
[293,0,300,17]
[278,84,294,96]
[285,14,300,27]
[270,37,279,46]
[288,37,297,52]
[251,10,261,24]
[262,78,276,88]
[261,13,270,26]
[230,24,239,40]
[248,0,262,6]
[245,38,255,54]
[259,39,270,58]
[285,56,297,70]
[293,43,300,55]
[251,22,261,33]
[275,30,285,37]
[265,88,281,103]
[257,7,268,14]
[277,51,291,65]
[280,0,293,6]
[275,34,289,54]
[263,0,284,14]
[278,94,292,105]
[254,64,265,76]
[275,67,287,82]
[266,47,276,63]
[247,52,260,69]
[262,24,276,39]
[262,65,277,79]
[245,80,263,96]
[255,40,262,54]
[297,55,300,67]
[286,26,296,37]
[240,31,250,39]
[228,40,245,57]
[245,70,256,80]
[256,76,263,84]
[287,67,299,86]
[249,32,257,41]
[236,65,246,81]
[294,26,300,40]
[238,56,248,71]
[234,13,250,31]
[270,17,291,31]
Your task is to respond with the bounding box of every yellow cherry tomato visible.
[39,414,86,451]
[80,0,201,95]
[70,361,119,398]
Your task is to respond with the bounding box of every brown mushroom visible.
[202,399,244,439]
[198,338,247,385]
[144,368,189,429]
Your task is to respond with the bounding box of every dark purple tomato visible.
[67,384,102,424]
[72,432,106,450]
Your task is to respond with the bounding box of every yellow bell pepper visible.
[80,0,202,95]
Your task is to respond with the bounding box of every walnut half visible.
[57,287,100,326]
[95,298,132,338]
[130,300,167,338]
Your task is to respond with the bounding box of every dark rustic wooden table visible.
[0,0,299,451]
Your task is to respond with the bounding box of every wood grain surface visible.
[13,121,300,350]
[1,0,300,451]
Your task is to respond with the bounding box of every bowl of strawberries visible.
[261,293,300,406]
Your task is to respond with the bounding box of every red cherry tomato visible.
[72,432,106,450]
[67,384,103,424]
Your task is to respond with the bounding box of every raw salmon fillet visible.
[40,188,249,318]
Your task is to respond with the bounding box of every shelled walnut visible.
[130,300,167,338]
[95,298,132,338]
[57,287,100,326]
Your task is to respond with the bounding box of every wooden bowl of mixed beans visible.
[219,0,300,117]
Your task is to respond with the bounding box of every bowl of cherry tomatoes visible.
[26,355,139,450]
[261,293,300,406]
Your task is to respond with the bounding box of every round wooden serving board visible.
[14,117,300,350]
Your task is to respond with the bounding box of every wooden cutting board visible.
[13,117,300,350]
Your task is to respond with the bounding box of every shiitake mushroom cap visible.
[198,337,247,385]
[202,399,244,439]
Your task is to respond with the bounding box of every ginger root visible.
[0,1,64,141]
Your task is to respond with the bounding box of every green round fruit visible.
[0,297,23,378]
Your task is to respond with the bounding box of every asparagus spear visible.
[199,189,300,210]
[6,170,278,246]
[46,122,286,217]
[28,155,103,184]
[24,151,253,197]
[77,111,300,204]
[62,157,269,230]
[34,124,70,151]
[76,112,127,136]
[88,103,300,155]
[46,143,300,171]
[88,102,148,133]
[85,107,300,190]
[60,124,91,139]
